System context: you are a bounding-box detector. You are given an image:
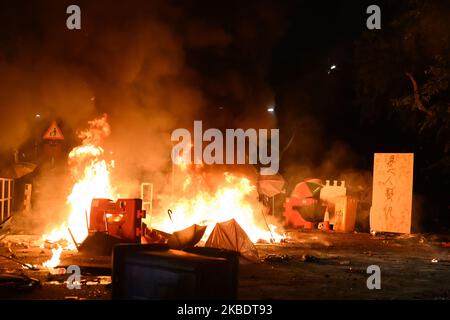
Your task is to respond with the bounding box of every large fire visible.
[42,115,284,268]
[152,168,284,243]
[42,115,117,267]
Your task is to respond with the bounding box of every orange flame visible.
[43,115,285,268]
[42,247,63,269]
[152,168,285,243]
[42,115,116,266]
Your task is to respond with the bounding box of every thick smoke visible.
[0,0,277,140]
[0,0,288,233]
[0,1,373,225]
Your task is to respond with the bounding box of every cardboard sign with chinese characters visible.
[370,153,414,234]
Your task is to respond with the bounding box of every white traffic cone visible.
[323,207,330,231]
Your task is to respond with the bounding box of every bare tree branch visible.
[405,72,433,116]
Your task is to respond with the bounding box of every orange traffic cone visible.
[322,207,330,231]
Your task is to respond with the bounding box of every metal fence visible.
[0,178,14,223]
[141,182,153,223]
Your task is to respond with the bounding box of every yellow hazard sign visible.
[42,121,64,140]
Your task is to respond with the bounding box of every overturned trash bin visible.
[183,246,239,299]
[112,244,238,300]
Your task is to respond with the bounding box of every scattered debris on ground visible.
[263,254,293,263]
[0,231,448,299]
[0,273,40,291]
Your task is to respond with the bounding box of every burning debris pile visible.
[42,115,117,266]
[151,169,285,244]
[40,115,286,268]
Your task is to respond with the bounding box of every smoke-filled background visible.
[0,0,283,171]
[0,0,285,232]
[0,0,448,233]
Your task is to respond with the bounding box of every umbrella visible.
[1,162,37,179]
[258,174,285,197]
[293,198,327,223]
[167,224,207,250]
[291,178,323,200]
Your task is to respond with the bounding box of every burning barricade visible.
[40,115,286,271]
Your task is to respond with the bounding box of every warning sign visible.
[370,153,414,234]
[43,121,64,140]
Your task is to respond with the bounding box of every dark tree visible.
[353,0,450,231]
